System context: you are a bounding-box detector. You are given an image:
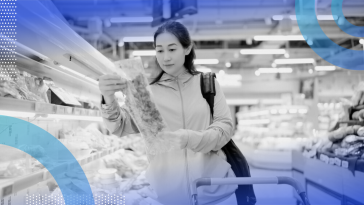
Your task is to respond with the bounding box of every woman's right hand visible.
[98,74,128,104]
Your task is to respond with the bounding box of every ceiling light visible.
[258,68,293,73]
[132,50,156,56]
[279,109,288,114]
[298,109,308,114]
[239,119,270,125]
[59,65,98,85]
[240,49,286,55]
[289,109,297,114]
[272,15,284,21]
[284,53,290,58]
[254,35,305,41]
[118,40,124,47]
[270,109,278,114]
[255,70,260,76]
[234,53,239,58]
[219,70,226,75]
[196,68,212,73]
[307,39,313,45]
[289,15,338,21]
[272,63,277,68]
[195,59,219,65]
[274,58,315,64]
[315,66,336,71]
[359,39,364,45]
[309,69,314,74]
[110,17,153,23]
[122,36,153,42]
[225,62,231,68]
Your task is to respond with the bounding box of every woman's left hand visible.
[157,129,188,149]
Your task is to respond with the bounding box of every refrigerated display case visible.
[233,105,310,170]
[0,1,157,204]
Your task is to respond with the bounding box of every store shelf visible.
[0,146,123,198]
[0,97,101,118]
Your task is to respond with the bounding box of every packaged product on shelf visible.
[0,71,23,99]
[114,58,175,155]
[12,69,46,102]
[23,72,50,103]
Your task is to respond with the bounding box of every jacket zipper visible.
[176,77,193,205]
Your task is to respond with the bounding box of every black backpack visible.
[200,72,257,205]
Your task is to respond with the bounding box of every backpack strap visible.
[200,72,216,116]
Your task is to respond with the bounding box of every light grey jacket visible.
[101,71,237,205]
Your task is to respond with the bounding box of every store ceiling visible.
[51,0,364,76]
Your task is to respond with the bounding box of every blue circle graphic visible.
[332,0,364,37]
[295,0,364,70]
[0,115,95,205]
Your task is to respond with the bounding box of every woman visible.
[99,21,238,205]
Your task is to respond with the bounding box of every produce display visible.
[114,58,175,155]
[0,68,48,102]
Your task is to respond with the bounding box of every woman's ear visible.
[185,45,193,55]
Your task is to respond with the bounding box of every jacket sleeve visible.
[100,97,140,137]
[184,79,234,153]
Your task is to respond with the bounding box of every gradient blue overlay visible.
[0,115,95,205]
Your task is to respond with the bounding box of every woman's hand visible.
[158,129,188,149]
[98,74,128,104]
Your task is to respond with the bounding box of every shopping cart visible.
[192,177,311,205]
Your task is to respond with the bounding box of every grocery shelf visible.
[0,97,101,119]
[0,146,123,198]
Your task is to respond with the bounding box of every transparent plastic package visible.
[114,58,177,155]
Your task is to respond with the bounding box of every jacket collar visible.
[152,70,194,90]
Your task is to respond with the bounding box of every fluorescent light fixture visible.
[239,119,270,125]
[226,99,259,105]
[59,65,98,85]
[272,15,339,21]
[225,62,231,68]
[279,109,288,114]
[132,50,156,56]
[122,36,154,42]
[317,15,339,20]
[196,68,212,73]
[254,35,305,41]
[110,17,153,23]
[315,66,336,71]
[272,15,284,21]
[240,49,286,55]
[359,39,364,44]
[289,109,297,114]
[258,68,293,73]
[270,109,278,114]
[195,59,219,65]
[298,109,308,114]
[274,58,315,64]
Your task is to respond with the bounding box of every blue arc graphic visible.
[332,0,364,38]
[295,0,364,70]
[0,115,95,205]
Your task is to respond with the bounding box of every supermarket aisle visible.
[249,168,296,205]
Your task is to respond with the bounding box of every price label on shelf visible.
[80,109,86,116]
[73,108,81,115]
[320,154,329,163]
[35,103,55,114]
[334,158,342,166]
[64,107,73,114]
[342,160,349,168]
[329,158,335,165]
[56,106,65,114]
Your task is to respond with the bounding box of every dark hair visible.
[150,21,199,85]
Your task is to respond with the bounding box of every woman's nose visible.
[164,53,171,61]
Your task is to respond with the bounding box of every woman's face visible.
[155,32,191,77]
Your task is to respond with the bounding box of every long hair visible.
[150,21,199,85]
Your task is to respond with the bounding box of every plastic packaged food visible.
[114,58,177,155]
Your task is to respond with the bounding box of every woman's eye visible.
[169,49,175,52]
[157,50,163,53]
